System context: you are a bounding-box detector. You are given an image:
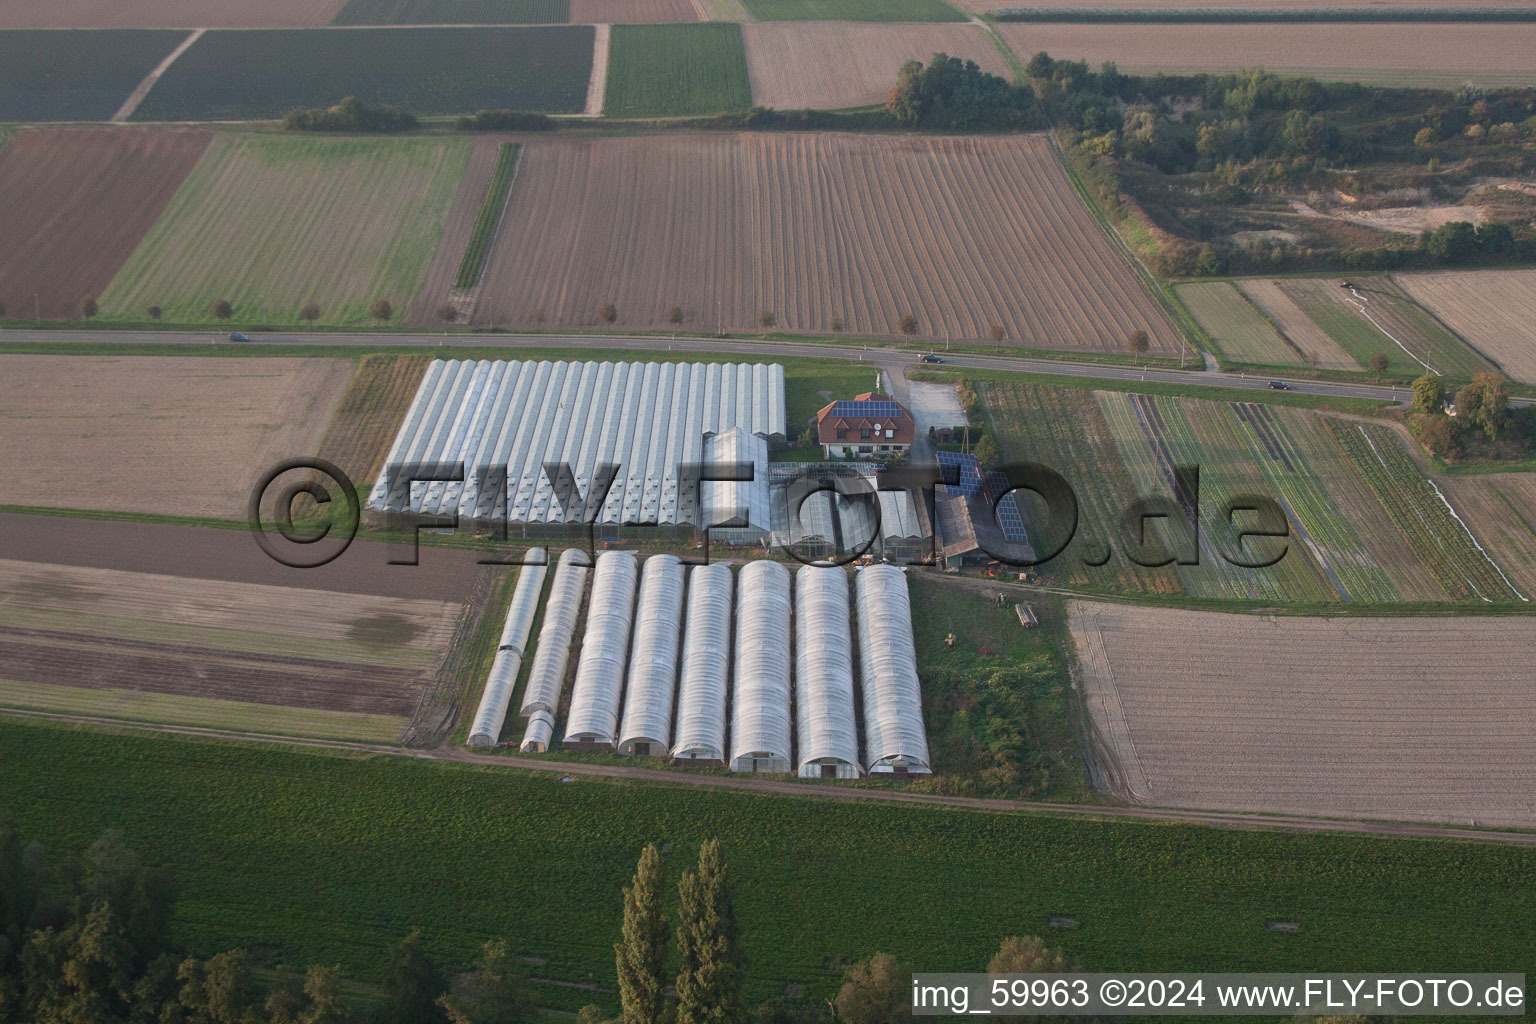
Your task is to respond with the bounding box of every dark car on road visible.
[228,332,250,342]
[1268,380,1291,390]
[919,354,942,364]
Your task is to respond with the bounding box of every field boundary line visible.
[6,706,1536,844]
[1343,284,1435,373]
[583,23,611,116]
[113,28,205,122]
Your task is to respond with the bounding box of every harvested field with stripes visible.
[1396,270,1536,384]
[0,0,346,27]
[0,355,353,518]
[99,135,468,326]
[0,557,470,742]
[1069,600,1536,827]
[569,0,702,20]
[314,354,433,489]
[473,133,1183,352]
[1176,281,1299,367]
[406,138,507,328]
[0,127,210,321]
[1235,278,1357,370]
[990,22,1536,88]
[741,22,1009,110]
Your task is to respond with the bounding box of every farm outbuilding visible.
[730,560,793,773]
[671,562,733,766]
[794,566,861,779]
[617,555,685,757]
[518,547,591,724]
[366,359,785,537]
[468,548,548,747]
[564,551,639,750]
[854,565,931,774]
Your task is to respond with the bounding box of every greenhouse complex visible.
[468,551,930,777]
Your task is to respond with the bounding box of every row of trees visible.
[53,299,400,324]
[282,97,417,134]
[887,54,1043,132]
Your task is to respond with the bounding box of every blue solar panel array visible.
[986,471,1030,544]
[935,451,984,498]
[831,400,903,419]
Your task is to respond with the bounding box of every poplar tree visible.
[674,840,744,1024]
[615,844,669,1024]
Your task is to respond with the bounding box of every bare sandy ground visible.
[742,22,1009,110]
[1069,600,1536,828]
[992,22,1536,88]
[1397,269,1536,384]
[0,0,347,27]
[0,355,353,518]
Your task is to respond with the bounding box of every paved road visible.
[10,326,1515,407]
[4,707,1532,845]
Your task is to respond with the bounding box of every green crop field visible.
[1279,277,1495,381]
[132,26,593,120]
[455,143,521,290]
[739,0,964,20]
[1176,281,1298,367]
[603,24,752,118]
[3,717,1533,1015]
[332,0,571,24]
[98,135,469,326]
[0,29,185,122]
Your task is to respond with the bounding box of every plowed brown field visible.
[407,137,506,328]
[992,22,1536,88]
[569,0,702,21]
[1396,270,1536,384]
[474,133,1181,352]
[0,355,353,518]
[742,22,1008,110]
[0,127,210,321]
[1070,600,1536,827]
[0,0,346,27]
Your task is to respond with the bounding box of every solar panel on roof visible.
[935,451,984,498]
[832,401,903,419]
[985,471,1031,544]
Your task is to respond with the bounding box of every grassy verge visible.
[453,143,521,290]
[3,716,1532,1017]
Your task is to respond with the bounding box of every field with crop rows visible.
[603,24,752,117]
[742,0,963,20]
[1437,474,1536,597]
[1277,277,1493,379]
[315,355,433,491]
[1176,281,1298,366]
[741,22,1008,110]
[1236,278,1357,370]
[1069,600,1536,825]
[0,355,353,518]
[99,135,468,326]
[132,26,594,120]
[474,133,1183,350]
[454,144,521,290]
[0,127,210,321]
[991,23,1536,88]
[570,0,702,19]
[1326,420,1527,602]
[0,1,346,27]
[0,29,184,120]
[1396,270,1536,384]
[5,718,1534,1014]
[332,0,569,23]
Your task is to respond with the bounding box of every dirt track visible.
[0,127,210,320]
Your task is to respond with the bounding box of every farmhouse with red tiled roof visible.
[816,387,914,460]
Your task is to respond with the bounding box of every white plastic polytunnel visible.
[617,555,686,756]
[563,551,639,748]
[730,560,793,772]
[854,565,931,774]
[793,566,861,779]
[468,549,549,747]
[518,548,591,718]
[520,710,555,753]
[670,563,733,765]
